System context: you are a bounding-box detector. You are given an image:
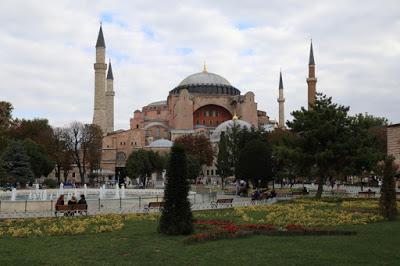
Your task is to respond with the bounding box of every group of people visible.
[56,194,87,206]
[55,194,87,216]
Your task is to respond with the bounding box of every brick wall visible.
[387,124,400,170]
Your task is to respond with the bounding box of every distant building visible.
[88,25,317,183]
[387,123,400,171]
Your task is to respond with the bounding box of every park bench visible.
[358,191,376,198]
[55,204,88,217]
[144,202,164,213]
[211,198,234,208]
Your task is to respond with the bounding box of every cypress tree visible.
[380,157,398,220]
[158,144,193,235]
[216,132,231,188]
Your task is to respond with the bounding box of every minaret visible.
[277,71,285,128]
[105,59,115,134]
[307,40,317,109]
[93,24,107,133]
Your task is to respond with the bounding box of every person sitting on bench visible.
[56,195,64,206]
[67,196,77,216]
[78,194,87,205]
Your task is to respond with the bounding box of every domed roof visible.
[210,119,252,142]
[148,139,173,148]
[179,71,231,86]
[261,124,276,132]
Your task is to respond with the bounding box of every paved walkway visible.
[0,197,278,219]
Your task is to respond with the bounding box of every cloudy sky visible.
[0,0,399,129]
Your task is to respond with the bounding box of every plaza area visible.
[0,198,399,265]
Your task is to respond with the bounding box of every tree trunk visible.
[63,170,69,183]
[316,176,324,199]
[56,165,61,184]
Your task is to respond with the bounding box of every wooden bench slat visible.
[55,204,88,217]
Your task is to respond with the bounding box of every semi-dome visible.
[179,71,231,86]
[148,139,173,148]
[210,119,252,142]
[170,68,240,96]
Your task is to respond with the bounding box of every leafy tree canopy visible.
[0,140,34,186]
[23,139,54,179]
[174,135,214,166]
[126,149,164,187]
[236,139,273,187]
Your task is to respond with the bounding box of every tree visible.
[0,101,13,154]
[126,149,163,187]
[342,114,387,181]
[268,128,300,188]
[0,101,13,129]
[186,154,201,180]
[51,127,73,183]
[287,94,352,198]
[225,122,242,176]
[65,122,103,184]
[380,157,398,220]
[65,122,86,182]
[236,139,272,188]
[158,144,193,235]
[0,140,34,186]
[9,118,54,154]
[0,157,7,181]
[216,132,231,188]
[23,139,54,179]
[84,124,103,176]
[174,135,214,166]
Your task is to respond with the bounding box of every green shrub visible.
[43,178,57,188]
[158,144,193,235]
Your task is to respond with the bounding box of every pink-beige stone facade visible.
[100,69,273,177]
[387,124,400,172]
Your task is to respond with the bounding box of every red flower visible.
[241,224,276,231]
[222,224,240,233]
[286,224,305,231]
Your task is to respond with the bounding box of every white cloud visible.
[0,0,399,129]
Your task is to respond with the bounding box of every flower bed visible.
[233,199,384,226]
[0,213,159,238]
[185,219,355,244]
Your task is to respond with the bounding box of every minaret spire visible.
[307,40,317,109]
[279,70,283,89]
[277,70,285,129]
[96,24,106,48]
[107,59,114,80]
[309,39,315,65]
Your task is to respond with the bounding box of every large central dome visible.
[178,71,231,86]
[170,68,240,96]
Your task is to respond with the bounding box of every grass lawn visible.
[0,200,399,266]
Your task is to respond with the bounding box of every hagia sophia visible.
[92,25,318,182]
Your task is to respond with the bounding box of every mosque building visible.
[92,25,317,182]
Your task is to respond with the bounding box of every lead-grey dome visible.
[148,139,173,148]
[179,71,231,86]
[210,119,252,142]
[170,70,240,96]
